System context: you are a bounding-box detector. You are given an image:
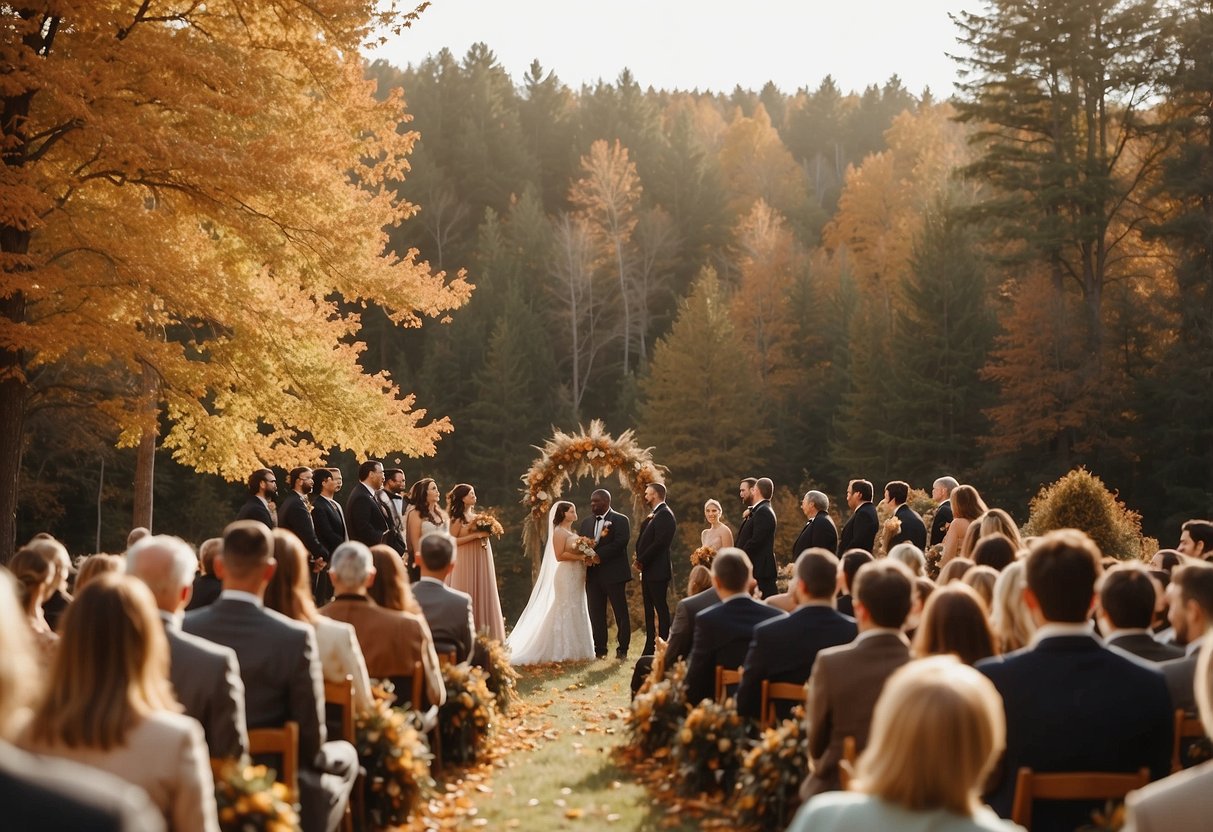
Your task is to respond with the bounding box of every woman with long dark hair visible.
[404,477,449,559]
[445,483,506,642]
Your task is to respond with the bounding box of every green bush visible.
[1024,468,1145,560]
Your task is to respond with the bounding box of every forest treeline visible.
[14,0,1213,565]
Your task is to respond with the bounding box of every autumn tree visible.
[0,3,471,560]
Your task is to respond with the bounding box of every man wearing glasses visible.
[236,467,278,528]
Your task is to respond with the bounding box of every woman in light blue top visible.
[788,655,1024,832]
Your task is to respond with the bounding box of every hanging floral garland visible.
[520,420,665,567]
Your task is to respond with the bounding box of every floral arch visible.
[520,420,666,569]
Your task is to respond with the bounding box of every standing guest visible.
[184,521,358,832]
[579,488,633,660]
[941,485,989,567]
[977,530,1172,830]
[837,479,878,556]
[963,565,999,609]
[887,542,926,577]
[788,657,1021,832]
[10,546,60,666]
[28,537,73,632]
[311,469,348,554]
[186,538,223,611]
[736,549,857,720]
[278,467,332,603]
[801,559,915,800]
[929,476,958,548]
[236,468,277,528]
[635,482,677,655]
[792,491,838,557]
[684,548,785,704]
[836,550,874,618]
[1099,564,1184,663]
[345,460,390,550]
[23,575,219,832]
[265,530,373,714]
[448,483,507,643]
[75,553,124,591]
[404,478,448,581]
[990,561,1035,653]
[1178,520,1213,561]
[126,535,249,759]
[1162,561,1213,714]
[701,498,734,550]
[321,542,445,708]
[881,481,927,550]
[412,532,475,664]
[913,583,997,666]
[972,534,1018,572]
[368,545,423,616]
[736,477,778,598]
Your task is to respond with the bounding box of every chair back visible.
[324,675,356,743]
[1172,708,1207,773]
[1010,767,1150,828]
[760,680,806,728]
[437,650,457,668]
[248,721,300,801]
[386,661,426,710]
[839,735,858,790]
[715,666,742,703]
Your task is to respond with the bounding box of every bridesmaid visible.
[405,477,449,558]
[701,498,734,550]
[446,484,506,643]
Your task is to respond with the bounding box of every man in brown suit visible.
[320,542,445,708]
[800,558,914,800]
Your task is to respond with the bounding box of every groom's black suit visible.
[580,508,632,658]
[635,502,676,655]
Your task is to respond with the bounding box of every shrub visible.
[1024,468,1145,559]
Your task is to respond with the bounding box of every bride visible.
[507,500,596,665]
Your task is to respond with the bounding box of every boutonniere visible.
[644,512,655,522]
[742,507,752,520]
[599,520,612,539]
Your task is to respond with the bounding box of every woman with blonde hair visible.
[913,584,998,666]
[368,544,424,615]
[74,553,125,592]
[939,557,975,586]
[700,498,734,550]
[963,565,1000,610]
[788,656,1019,831]
[941,485,989,567]
[976,509,1022,551]
[22,574,218,832]
[10,546,60,666]
[266,530,373,712]
[990,560,1036,653]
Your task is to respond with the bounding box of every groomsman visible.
[837,479,878,554]
[379,468,408,558]
[635,482,676,655]
[929,476,957,547]
[345,460,390,548]
[737,477,778,598]
[883,480,927,550]
[791,491,838,559]
[311,469,348,554]
[580,489,632,660]
[279,468,332,602]
[236,468,277,528]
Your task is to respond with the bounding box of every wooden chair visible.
[386,661,425,711]
[839,736,858,791]
[437,650,457,668]
[760,680,806,728]
[714,666,742,703]
[248,721,300,801]
[1172,708,1207,773]
[323,676,357,832]
[1010,767,1150,829]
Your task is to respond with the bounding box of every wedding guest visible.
[266,530,373,713]
[801,559,915,800]
[75,553,124,591]
[940,485,988,566]
[1098,563,1183,663]
[887,542,925,577]
[1150,548,1182,573]
[881,481,927,550]
[321,542,445,708]
[636,482,677,653]
[11,546,59,666]
[28,537,72,631]
[662,568,721,668]
[913,583,997,666]
[977,530,1172,830]
[788,656,1020,832]
[1162,561,1213,714]
[404,478,449,563]
[1124,639,1213,830]
[687,564,712,596]
[126,527,151,549]
[905,576,936,639]
[0,570,166,832]
[736,549,857,720]
[446,483,506,643]
[990,561,1035,653]
[1178,520,1213,561]
[684,548,785,704]
[235,467,277,528]
[928,476,958,548]
[836,549,873,618]
[837,479,878,556]
[792,490,838,556]
[701,498,734,550]
[126,535,249,759]
[186,538,222,611]
[975,509,1023,551]
[939,557,975,585]
[963,565,999,609]
[959,520,984,561]
[278,467,331,601]
[23,574,219,832]
[737,478,778,599]
[972,534,1017,571]
[412,531,475,663]
[345,460,390,550]
[184,521,358,832]
[368,544,423,616]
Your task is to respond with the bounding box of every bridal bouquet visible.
[575,536,600,565]
[355,695,434,827]
[689,546,716,569]
[472,511,504,549]
[212,761,299,832]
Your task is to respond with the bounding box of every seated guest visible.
[1124,639,1213,830]
[887,542,925,577]
[938,557,974,585]
[977,530,1172,831]
[11,546,59,666]
[962,565,999,609]
[411,531,475,664]
[23,574,218,832]
[27,537,73,631]
[801,559,915,800]
[126,535,249,759]
[684,549,784,704]
[835,549,873,618]
[1162,561,1213,746]
[185,538,223,611]
[1150,548,1182,573]
[1178,520,1213,561]
[686,564,712,597]
[972,534,1018,572]
[905,577,935,640]
[321,542,445,708]
[184,521,358,832]
[127,527,151,549]
[661,569,721,667]
[368,544,423,615]
[0,570,165,832]
[75,553,124,591]
[974,509,1023,551]
[1099,563,1183,663]
[736,549,857,720]
[266,530,373,713]
[789,656,1020,832]
[990,561,1035,653]
[913,583,997,666]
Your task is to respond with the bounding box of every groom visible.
[580,489,632,659]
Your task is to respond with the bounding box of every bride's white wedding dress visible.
[507,507,595,665]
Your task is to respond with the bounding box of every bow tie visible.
[594,515,604,521]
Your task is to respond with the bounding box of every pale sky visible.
[369,0,984,96]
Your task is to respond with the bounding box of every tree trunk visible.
[131,361,158,531]
[0,345,25,565]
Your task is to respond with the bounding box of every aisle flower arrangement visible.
[213,761,300,832]
[355,696,434,827]
[671,698,749,796]
[475,632,519,713]
[438,662,496,765]
[735,715,808,830]
[626,659,689,755]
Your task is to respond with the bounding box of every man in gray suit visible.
[412,531,475,663]
[126,535,249,760]
[185,521,357,832]
[1162,561,1213,714]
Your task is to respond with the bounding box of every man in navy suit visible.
[737,477,778,598]
[580,489,632,659]
[236,468,277,528]
[837,479,878,555]
[977,530,1172,832]
[882,480,927,550]
[635,482,676,655]
[684,548,785,704]
[736,548,856,720]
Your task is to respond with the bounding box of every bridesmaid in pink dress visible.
[445,483,506,643]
